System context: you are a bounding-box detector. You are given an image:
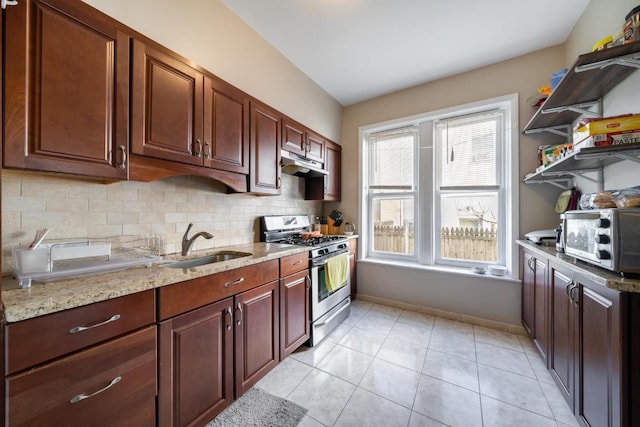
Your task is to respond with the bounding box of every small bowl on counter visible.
[488,265,507,276]
[471,266,486,275]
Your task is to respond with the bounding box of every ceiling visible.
[221,0,591,106]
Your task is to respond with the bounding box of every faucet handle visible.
[183,223,194,241]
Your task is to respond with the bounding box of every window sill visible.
[359,258,520,283]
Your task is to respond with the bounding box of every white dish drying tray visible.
[12,236,163,288]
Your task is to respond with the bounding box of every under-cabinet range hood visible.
[281,150,328,178]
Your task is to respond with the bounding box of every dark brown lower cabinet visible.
[548,259,637,427]
[521,249,548,361]
[280,269,310,359]
[158,299,234,427]
[234,281,280,396]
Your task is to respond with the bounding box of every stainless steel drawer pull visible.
[236,303,243,326]
[69,314,121,334]
[117,144,127,169]
[224,277,245,288]
[291,260,302,266]
[69,376,121,404]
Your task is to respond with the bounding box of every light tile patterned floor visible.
[256,299,579,427]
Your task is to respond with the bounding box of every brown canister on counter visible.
[624,5,640,44]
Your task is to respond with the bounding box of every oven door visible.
[563,210,613,270]
[310,250,350,322]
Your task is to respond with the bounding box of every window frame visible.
[359,94,519,277]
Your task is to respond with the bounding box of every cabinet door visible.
[7,326,157,427]
[203,77,249,174]
[280,270,310,359]
[4,0,129,179]
[305,130,325,163]
[235,280,279,396]
[305,140,341,201]
[158,299,234,427]
[575,277,623,427]
[131,39,204,166]
[282,118,306,157]
[533,257,548,361]
[549,262,575,408]
[249,101,281,194]
[521,251,535,337]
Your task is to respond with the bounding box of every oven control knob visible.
[595,234,610,244]
[596,250,611,260]
[596,218,611,228]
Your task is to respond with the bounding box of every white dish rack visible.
[12,236,163,288]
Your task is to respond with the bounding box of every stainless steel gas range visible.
[260,215,351,346]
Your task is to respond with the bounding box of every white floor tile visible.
[474,325,524,351]
[367,303,402,320]
[334,387,411,427]
[354,312,396,335]
[316,345,373,384]
[422,348,479,392]
[255,357,312,398]
[413,375,483,427]
[287,369,356,426]
[290,340,336,367]
[323,320,354,343]
[526,352,556,385]
[432,317,475,340]
[359,358,421,408]
[377,336,428,372]
[481,395,557,427]
[476,341,536,379]
[428,330,477,361]
[296,415,326,427]
[397,310,436,329]
[388,322,431,345]
[338,326,387,355]
[478,364,553,418]
[540,380,580,426]
[408,411,447,427]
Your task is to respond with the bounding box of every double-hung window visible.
[361,94,518,274]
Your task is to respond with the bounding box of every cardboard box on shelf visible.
[573,114,640,144]
[574,130,640,152]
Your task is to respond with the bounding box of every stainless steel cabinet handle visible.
[565,281,573,299]
[69,314,121,334]
[306,275,311,289]
[291,260,302,266]
[194,139,203,158]
[204,141,211,159]
[236,303,243,326]
[569,283,579,305]
[224,277,245,288]
[69,376,121,404]
[117,145,127,169]
[225,307,232,331]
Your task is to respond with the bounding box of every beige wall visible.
[81,0,344,142]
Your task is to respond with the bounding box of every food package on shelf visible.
[579,191,617,209]
[611,186,640,208]
[573,114,640,145]
[574,130,640,152]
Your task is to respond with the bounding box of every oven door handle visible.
[312,249,349,267]
[315,299,350,326]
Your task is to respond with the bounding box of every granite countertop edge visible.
[516,240,640,293]
[1,242,310,323]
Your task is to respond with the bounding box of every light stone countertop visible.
[1,242,309,323]
[516,240,640,293]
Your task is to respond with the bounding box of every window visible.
[360,95,518,273]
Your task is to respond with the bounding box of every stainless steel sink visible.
[162,251,252,269]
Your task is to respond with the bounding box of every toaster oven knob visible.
[596,250,611,260]
[595,234,610,244]
[596,218,611,228]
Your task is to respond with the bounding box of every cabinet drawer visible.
[5,290,155,375]
[7,326,157,427]
[158,259,279,320]
[279,252,309,277]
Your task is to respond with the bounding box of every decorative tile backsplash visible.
[1,170,322,274]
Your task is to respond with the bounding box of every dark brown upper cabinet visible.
[306,140,341,201]
[282,117,325,163]
[4,0,130,179]
[249,101,282,194]
[131,40,249,174]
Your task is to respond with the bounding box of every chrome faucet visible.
[181,223,214,256]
